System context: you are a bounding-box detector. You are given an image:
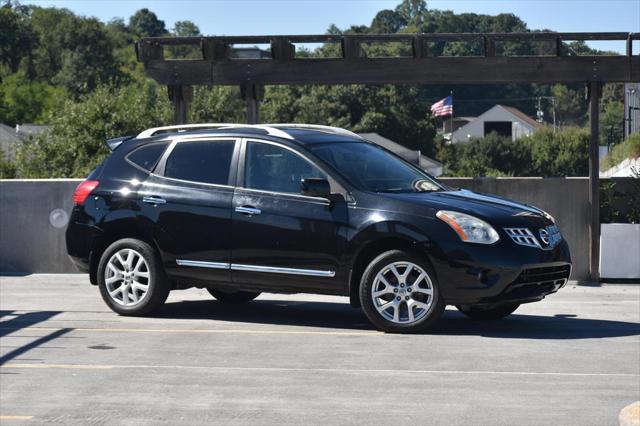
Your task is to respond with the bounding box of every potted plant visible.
[600,166,640,280]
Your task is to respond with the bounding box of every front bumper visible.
[470,263,570,306]
[430,236,572,305]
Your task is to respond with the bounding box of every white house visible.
[451,105,543,143]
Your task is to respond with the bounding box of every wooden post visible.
[168,85,192,125]
[241,83,264,124]
[588,81,601,282]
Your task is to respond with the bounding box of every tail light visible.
[73,180,99,205]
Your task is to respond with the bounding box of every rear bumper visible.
[65,208,103,278]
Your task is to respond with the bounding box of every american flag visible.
[430,95,453,117]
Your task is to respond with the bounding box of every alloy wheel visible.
[104,248,151,307]
[371,261,434,324]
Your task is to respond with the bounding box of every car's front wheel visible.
[456,303,519,320]
[207,288,261,304]
[97,238,170,316]
[359,250,444,333]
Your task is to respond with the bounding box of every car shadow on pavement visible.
[157,300,640,338]
[158,300,375,331]
[434,311,640,339]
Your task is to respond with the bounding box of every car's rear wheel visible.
[359,250,444,333]
[456,303,520,320]
[207,288,261,304]
[97,238,169,316]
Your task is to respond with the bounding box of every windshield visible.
[310,142,444,193]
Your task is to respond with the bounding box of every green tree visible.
[550,84,587,127]
[129,8,167,38]
[0,1,34,74]
[0,71,65,125]
[173,20,200,37]
[27,6,121,95]
[601,100,624,146]
[190,86,244,123]
[370,9,407,33]
[395,0,427,25]
[169,20,201,59]
[15,81,171,178]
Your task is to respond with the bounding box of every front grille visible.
[502,264,571,300]
[504,226,563,250]
[504,227,541,248]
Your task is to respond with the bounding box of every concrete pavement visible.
[1,275,639,425]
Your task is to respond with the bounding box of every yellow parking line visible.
[2,363,638,378]
[1,363,111,370]
[0,415,34,420]
[0,326,379,337]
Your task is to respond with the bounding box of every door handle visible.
[142,196,167,205]
[235,206,261,215]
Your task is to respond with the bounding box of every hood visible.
[382,189,551,224]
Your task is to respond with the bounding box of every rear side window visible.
[164,140,235,185]
[127,142,169,171]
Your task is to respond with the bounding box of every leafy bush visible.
[523,127,589,177]
[437,127,589,177]
[0,152,16,178]
[15,81,171,178]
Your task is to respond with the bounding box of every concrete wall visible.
[1,179,81,273]
[1,178,591,279]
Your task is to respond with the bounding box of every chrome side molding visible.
[176,260,229,269]
[176,259,335,277]
[231,264,336,277]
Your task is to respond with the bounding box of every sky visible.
[22,0,640,53]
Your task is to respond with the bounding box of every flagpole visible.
[449,90,454,141]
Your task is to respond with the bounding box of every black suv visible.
[66,124,571,333]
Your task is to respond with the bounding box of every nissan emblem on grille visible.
[539,229,550,245]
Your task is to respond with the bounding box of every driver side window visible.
[245,142,325,194]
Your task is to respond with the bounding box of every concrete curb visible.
[619,401,640,426]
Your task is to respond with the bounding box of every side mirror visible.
[300,178,331,199]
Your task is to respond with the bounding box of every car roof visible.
[138,124,364,145]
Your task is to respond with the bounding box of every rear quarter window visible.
[126,142,169,172]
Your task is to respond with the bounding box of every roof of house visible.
[497,105,543,129]
[358,132,442,168]
[16,124,50,137]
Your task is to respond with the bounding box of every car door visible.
[231,139,348,293]
[141,137,239,284]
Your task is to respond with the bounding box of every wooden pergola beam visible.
[142,55,638,86]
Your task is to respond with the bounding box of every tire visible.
[359,250,444,333]
[97,238,170,316]
[207,288,261,304]
[456,303,519,320]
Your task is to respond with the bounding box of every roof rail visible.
[270,124,362,139]
[136,123,294,140]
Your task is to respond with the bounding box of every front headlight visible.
[436,210,500,244]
